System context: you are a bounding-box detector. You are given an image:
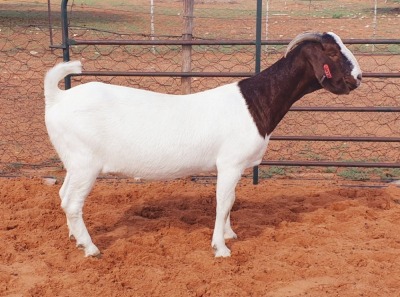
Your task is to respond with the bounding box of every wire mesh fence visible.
[0,0,399,180]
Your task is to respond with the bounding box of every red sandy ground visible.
[1,1,400,296]
[1,177,400,296]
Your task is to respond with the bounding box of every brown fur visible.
[239,33,360,138]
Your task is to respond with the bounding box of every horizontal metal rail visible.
[70,39,278,46]
[364,73,400,78]
[289,106,400,112]
[76,73,400,114]
[261,160,400,168]
[69,38,400,46]
[77,71,253,77]
[270,136,400,142]
[77,71,400,78]
[3,161,398,170]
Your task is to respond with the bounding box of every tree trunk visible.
[181,0,194,94]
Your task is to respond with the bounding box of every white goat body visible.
[44,32,361,258]
[45,62,268,180]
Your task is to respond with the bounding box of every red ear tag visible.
[323,64,332,79]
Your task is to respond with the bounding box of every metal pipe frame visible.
[59,0,400,181]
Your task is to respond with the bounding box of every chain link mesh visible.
[0,0,399,179]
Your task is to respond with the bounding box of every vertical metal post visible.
[61,0,71,89]
[253,0,263,185]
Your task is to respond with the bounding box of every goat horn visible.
[284,32,323,58]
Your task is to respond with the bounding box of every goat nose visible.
[356,73,362,87]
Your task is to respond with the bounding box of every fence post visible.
[253,0,263,185]
[181,0,194,94]
[150,0,156,54]
[47,0,54,48]
[61,0,71,89]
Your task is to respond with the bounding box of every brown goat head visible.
[286,32,362,95]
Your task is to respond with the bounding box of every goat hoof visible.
[224,230,238,240]
[214,245,231,258]
[84,244,101,258]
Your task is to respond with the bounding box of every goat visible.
[44,32,362,258]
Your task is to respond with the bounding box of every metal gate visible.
[58,0,400,184]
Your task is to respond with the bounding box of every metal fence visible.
[0,0,399,182]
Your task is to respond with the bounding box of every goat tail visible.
[44,60,82,107]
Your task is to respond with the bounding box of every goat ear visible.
[314,56,350,94]
[306,44,346,93]
[306,43,332,79]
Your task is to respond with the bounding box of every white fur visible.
[45,61,269,257]
[327,32,362,80]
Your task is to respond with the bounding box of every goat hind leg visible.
[61,170,100,257]
[59,172,70,201]
[224,212,237,240]
[59,172,75,240]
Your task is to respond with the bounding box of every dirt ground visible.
[1,0,400,296]
[1,177,400,296]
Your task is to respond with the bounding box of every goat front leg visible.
[224,212,237,240]
[212,167,242,257]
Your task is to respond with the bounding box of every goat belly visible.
[46,82,266,180]
[100,137,220,179]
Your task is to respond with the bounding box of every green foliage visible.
[371,168,400,181]
[338,168,369,181]
[338,167,400,181]
[259,166,286,179]
[332,12,344,19]
[388,44,400,54]
[324,167,336,174]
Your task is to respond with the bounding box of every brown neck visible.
[238,47,322,138]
